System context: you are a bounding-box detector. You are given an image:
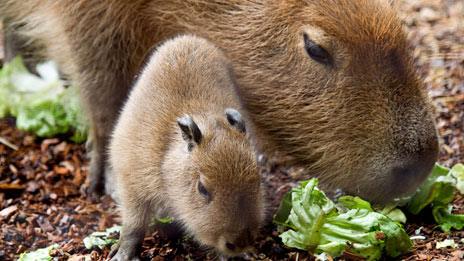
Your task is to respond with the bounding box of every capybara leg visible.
[87,129,107,196]
[80,75,129,196]
[110,202,150,261]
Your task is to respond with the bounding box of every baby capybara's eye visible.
[197,180,211,202]
[303,33,332,65]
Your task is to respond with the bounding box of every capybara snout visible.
[300,42,440,203]
[231,0,439,203]
[381,100,439,202]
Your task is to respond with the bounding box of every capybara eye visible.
[303,33,332,65]
[197,180,211,201]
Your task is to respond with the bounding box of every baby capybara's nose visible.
[225,229,253,252]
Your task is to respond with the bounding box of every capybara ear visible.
[225,108,246,133]
[177,115,202,150]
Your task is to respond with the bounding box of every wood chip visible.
[0,137,18,150]
[0,205,18,219]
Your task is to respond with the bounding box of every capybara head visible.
[226,0,438,203]
[162,109,264,256]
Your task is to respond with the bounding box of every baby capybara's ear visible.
[177,115,202,150]
[225,108,246,133]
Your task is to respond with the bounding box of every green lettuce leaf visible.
[277,179,411,260]
[337,196,373,211]
[0,57,88,142]
[450,164,464,194]
[339,196,407,224]
[379,204,407,224]
[273,192,293,227]
[83,226,121,250]
[435,239,458,249]
[0,56,29,117]
[405,163,463,232]
[18,244,58,261]
[406,163,454,215]
[432,204,464,232]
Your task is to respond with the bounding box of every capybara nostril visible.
[224,229,253,252]
[392,164,418,179]
[225,242,236,251]
[391,139,438,196]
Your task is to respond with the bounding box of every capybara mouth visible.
[215,244,252,258]
[211,232,257,257]
[363,156,438,204]
[385,135,439,203]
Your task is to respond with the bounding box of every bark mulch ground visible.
[0,0,463,260]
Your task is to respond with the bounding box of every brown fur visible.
[109,35,264,259]
[0,0,438,203]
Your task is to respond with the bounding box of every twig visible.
[0,137,18,151]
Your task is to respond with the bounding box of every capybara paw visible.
[87,157,106,197]
[109,249,140,261]
[109,242,140,261]
[87,172,105,198]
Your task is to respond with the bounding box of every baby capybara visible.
[109,35,264,259]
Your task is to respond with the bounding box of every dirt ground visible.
[0,0,463,260]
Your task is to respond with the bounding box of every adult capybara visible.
[0,0,438,203]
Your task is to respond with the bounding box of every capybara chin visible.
[1,0,438,203]
[109,36,264,260]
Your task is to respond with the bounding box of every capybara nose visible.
[390,135,438,196]
[225,229,253,252]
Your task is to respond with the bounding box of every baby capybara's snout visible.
[224,229,253,251]
[218,227,256,256]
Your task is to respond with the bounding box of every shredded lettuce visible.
[450,164,464,194]
[0,57,87,142]
[275,163,464,260]
[405,163,464,232]
[405,164,454,214]
[18,244,58,261]
[435,239,458,249]
[379,205,407,224]
[276,179,411,260]
[338,197,407,224]
[83,226,121,250]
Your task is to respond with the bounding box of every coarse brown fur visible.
[0,0,438,203]
[109,35,264,259]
